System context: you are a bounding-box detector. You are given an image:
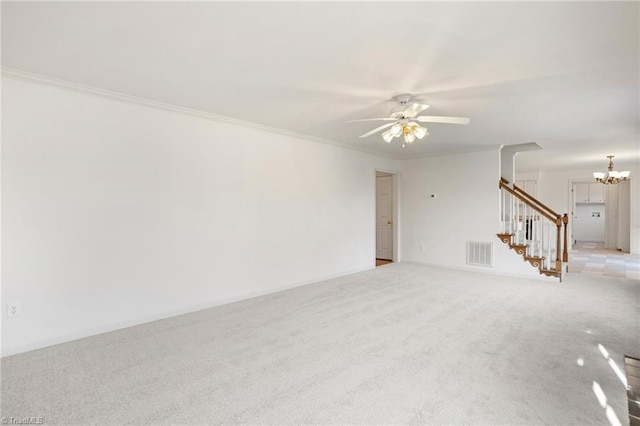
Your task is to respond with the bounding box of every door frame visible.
[374,169,400,265]
[568,179,611,248]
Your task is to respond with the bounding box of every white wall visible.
[401,150,541,277]
[1,76,400,355]
[574,203,605,242]
[617,179,631,252]
[605,184,619,249]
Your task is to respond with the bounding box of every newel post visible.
[555,216,562,271]
[562,214,569,262]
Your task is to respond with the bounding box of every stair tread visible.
[497,234,562,280]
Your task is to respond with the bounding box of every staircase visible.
[498,178,569,280]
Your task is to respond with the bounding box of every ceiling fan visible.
[349,94,470,146]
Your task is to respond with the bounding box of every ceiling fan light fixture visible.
[403,128,415,144]
[382,129,395,143]
[349,94,469,145]
[411,124,427,139]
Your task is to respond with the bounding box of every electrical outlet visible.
[7,302,22,318]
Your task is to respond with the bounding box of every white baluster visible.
[522,201,529,243]
[536,215,542,257]
[527,205,532,244]
[540,220,544,265]
[517,200,522,244]
[505,191,509,235]
[513,193,517,237]
[517,200,523,244]
[525,204,529,255]
[524,205,528,243]
[501,189,505,234]
[547,220,552,270]
[520,200,524,245]
[529,206,532,242]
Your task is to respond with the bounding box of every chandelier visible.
[593,155,630,185]
[381,119,428,147]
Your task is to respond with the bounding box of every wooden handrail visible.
[499,181,557,222]
[513,184,559,218]
[499,177,560,218]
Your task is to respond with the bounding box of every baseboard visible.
[401,260,553,282]
[1,265,374,357]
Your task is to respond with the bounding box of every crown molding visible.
[1,67,401,160]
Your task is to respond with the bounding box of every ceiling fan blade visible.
[403,103,429,117]
[348,118,396,123]
[359,122,395,138]
[415,116,470,125]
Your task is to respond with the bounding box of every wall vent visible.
[467,241,493,267]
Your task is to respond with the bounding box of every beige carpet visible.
[569,241,640,280]
[2,262,638,424]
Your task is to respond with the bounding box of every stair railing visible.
[498,179,569,278]
[512,182,569,262]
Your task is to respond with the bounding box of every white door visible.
[376,175,393,260]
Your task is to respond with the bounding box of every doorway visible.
[570,180,631,252]
[376,171,397,266]
[571,182,606,244]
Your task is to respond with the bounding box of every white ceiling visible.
[3,1,639,172]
